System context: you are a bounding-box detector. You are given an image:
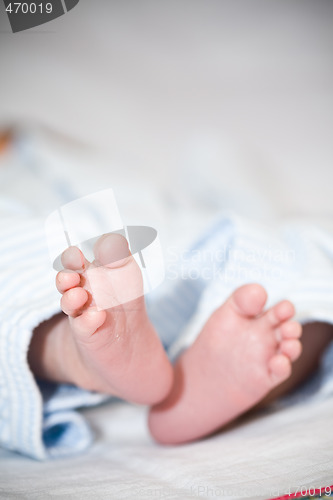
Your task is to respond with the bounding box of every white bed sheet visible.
[1,396,333,500]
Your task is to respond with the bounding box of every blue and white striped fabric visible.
[166,215,333,359]
[0,205,109,459]
[1,136,333,460]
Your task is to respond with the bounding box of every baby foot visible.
[149,284,302,444]
[56,234,173,405]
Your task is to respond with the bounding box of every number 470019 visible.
[5,3,53,14]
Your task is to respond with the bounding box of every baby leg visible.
[149,284,303,444]
[30,234,173,405]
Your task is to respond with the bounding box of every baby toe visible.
[280,339,302,362]
[93,233,130,268]
[230,283,268,318]
[61,287,89,317]
[71,308,107,337]
[61,246,89,271]
[279,320,302,340]
[56,270,81,293]
[267,300,295,327]
[268,354,292,384]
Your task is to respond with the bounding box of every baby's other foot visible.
[149,284,302,443]
[56,234,173,404]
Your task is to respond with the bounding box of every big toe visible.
[94,233,130,268]
[231,284,268,317]
[89,233,143,310]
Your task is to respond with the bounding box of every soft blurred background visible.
[0,0,332,230]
